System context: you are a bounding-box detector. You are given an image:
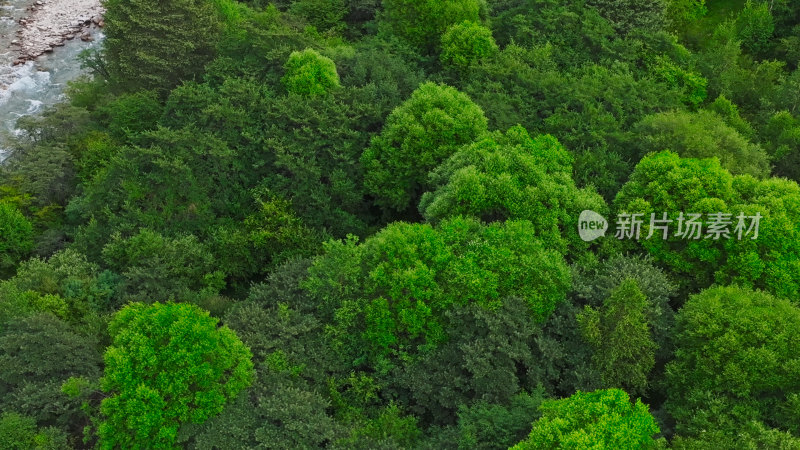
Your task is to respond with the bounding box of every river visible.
[0,0,101,156]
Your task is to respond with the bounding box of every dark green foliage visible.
[100,229,221,303]
[736,0,775,55]
[104,0,221,93]
[764,110,800,182]
[511,388,664,448]
[633,110,770,178]
[455,391,544,450]
[572,255,676,363]
[577,279,656,396]
[11,0,800,444]
[99,302,255,448]
[380,0,485,53]
[361,82,488,213]
[666,286,800,440]
[0,314,102,440]
[291,0,348,32]
[587,0,667,35]
[282,48,341,96]
[392,296,544,424]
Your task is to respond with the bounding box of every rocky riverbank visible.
[12,0,103,64]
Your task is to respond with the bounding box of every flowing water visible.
[0,0,101,157]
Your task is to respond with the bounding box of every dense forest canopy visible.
[2,0,800,448]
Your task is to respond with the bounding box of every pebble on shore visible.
[16,0,105,62]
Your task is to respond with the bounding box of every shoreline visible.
[12,0,104,64]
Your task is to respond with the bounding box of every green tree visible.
[101,229,222,303]
[666,286,800,439]
[511,388,663,449]
[291,0,348,32]
[0,412,69,450]
[763,110,800,182]
[99,302,254,449]
[586,0,667,35]
[577,279,656,397]
[0,202,33,278]
[440,21,498,69]
[361,82,488,213]
[304,216,570,371]
[380,0,485,53]
[736,0,775,55]
[281,48,341,96]
[0,314,102,440]
[633,110,770,178]
[103,0,221,93]
[419,125,607,258]
[614,151,800,299]
[572,255,676,366]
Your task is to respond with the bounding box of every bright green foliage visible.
[736,0,775,55]
[361,82,488,212]
[104,0,221,93]
[381,0,484,53]
[461,43,685,199]
[420,125,607,258]
[650,56,708,107]
[440,21,498,69]
[304,216,570,370]
[666,286,800,439]
[634,110,770,178]
[614,151,800,298]
[99,91,163,142]
[99,302,254,449]
[511,389,663,449]
[577,279,656,397]
[0,202,33,278]
[0,412,69,450]
[281,48,341,96]
[707,95,755,139]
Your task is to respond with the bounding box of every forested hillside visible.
[2,0,800,448]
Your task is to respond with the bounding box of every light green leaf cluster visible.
[362,82,488,212]
[440,21,498,69]
[281,48,341,96]
[615,150,800,298]
[305,216,570,370]
[666,286,800,439]
[98,302,254,449]
[512,388,663,449]
[420,125,607,258]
